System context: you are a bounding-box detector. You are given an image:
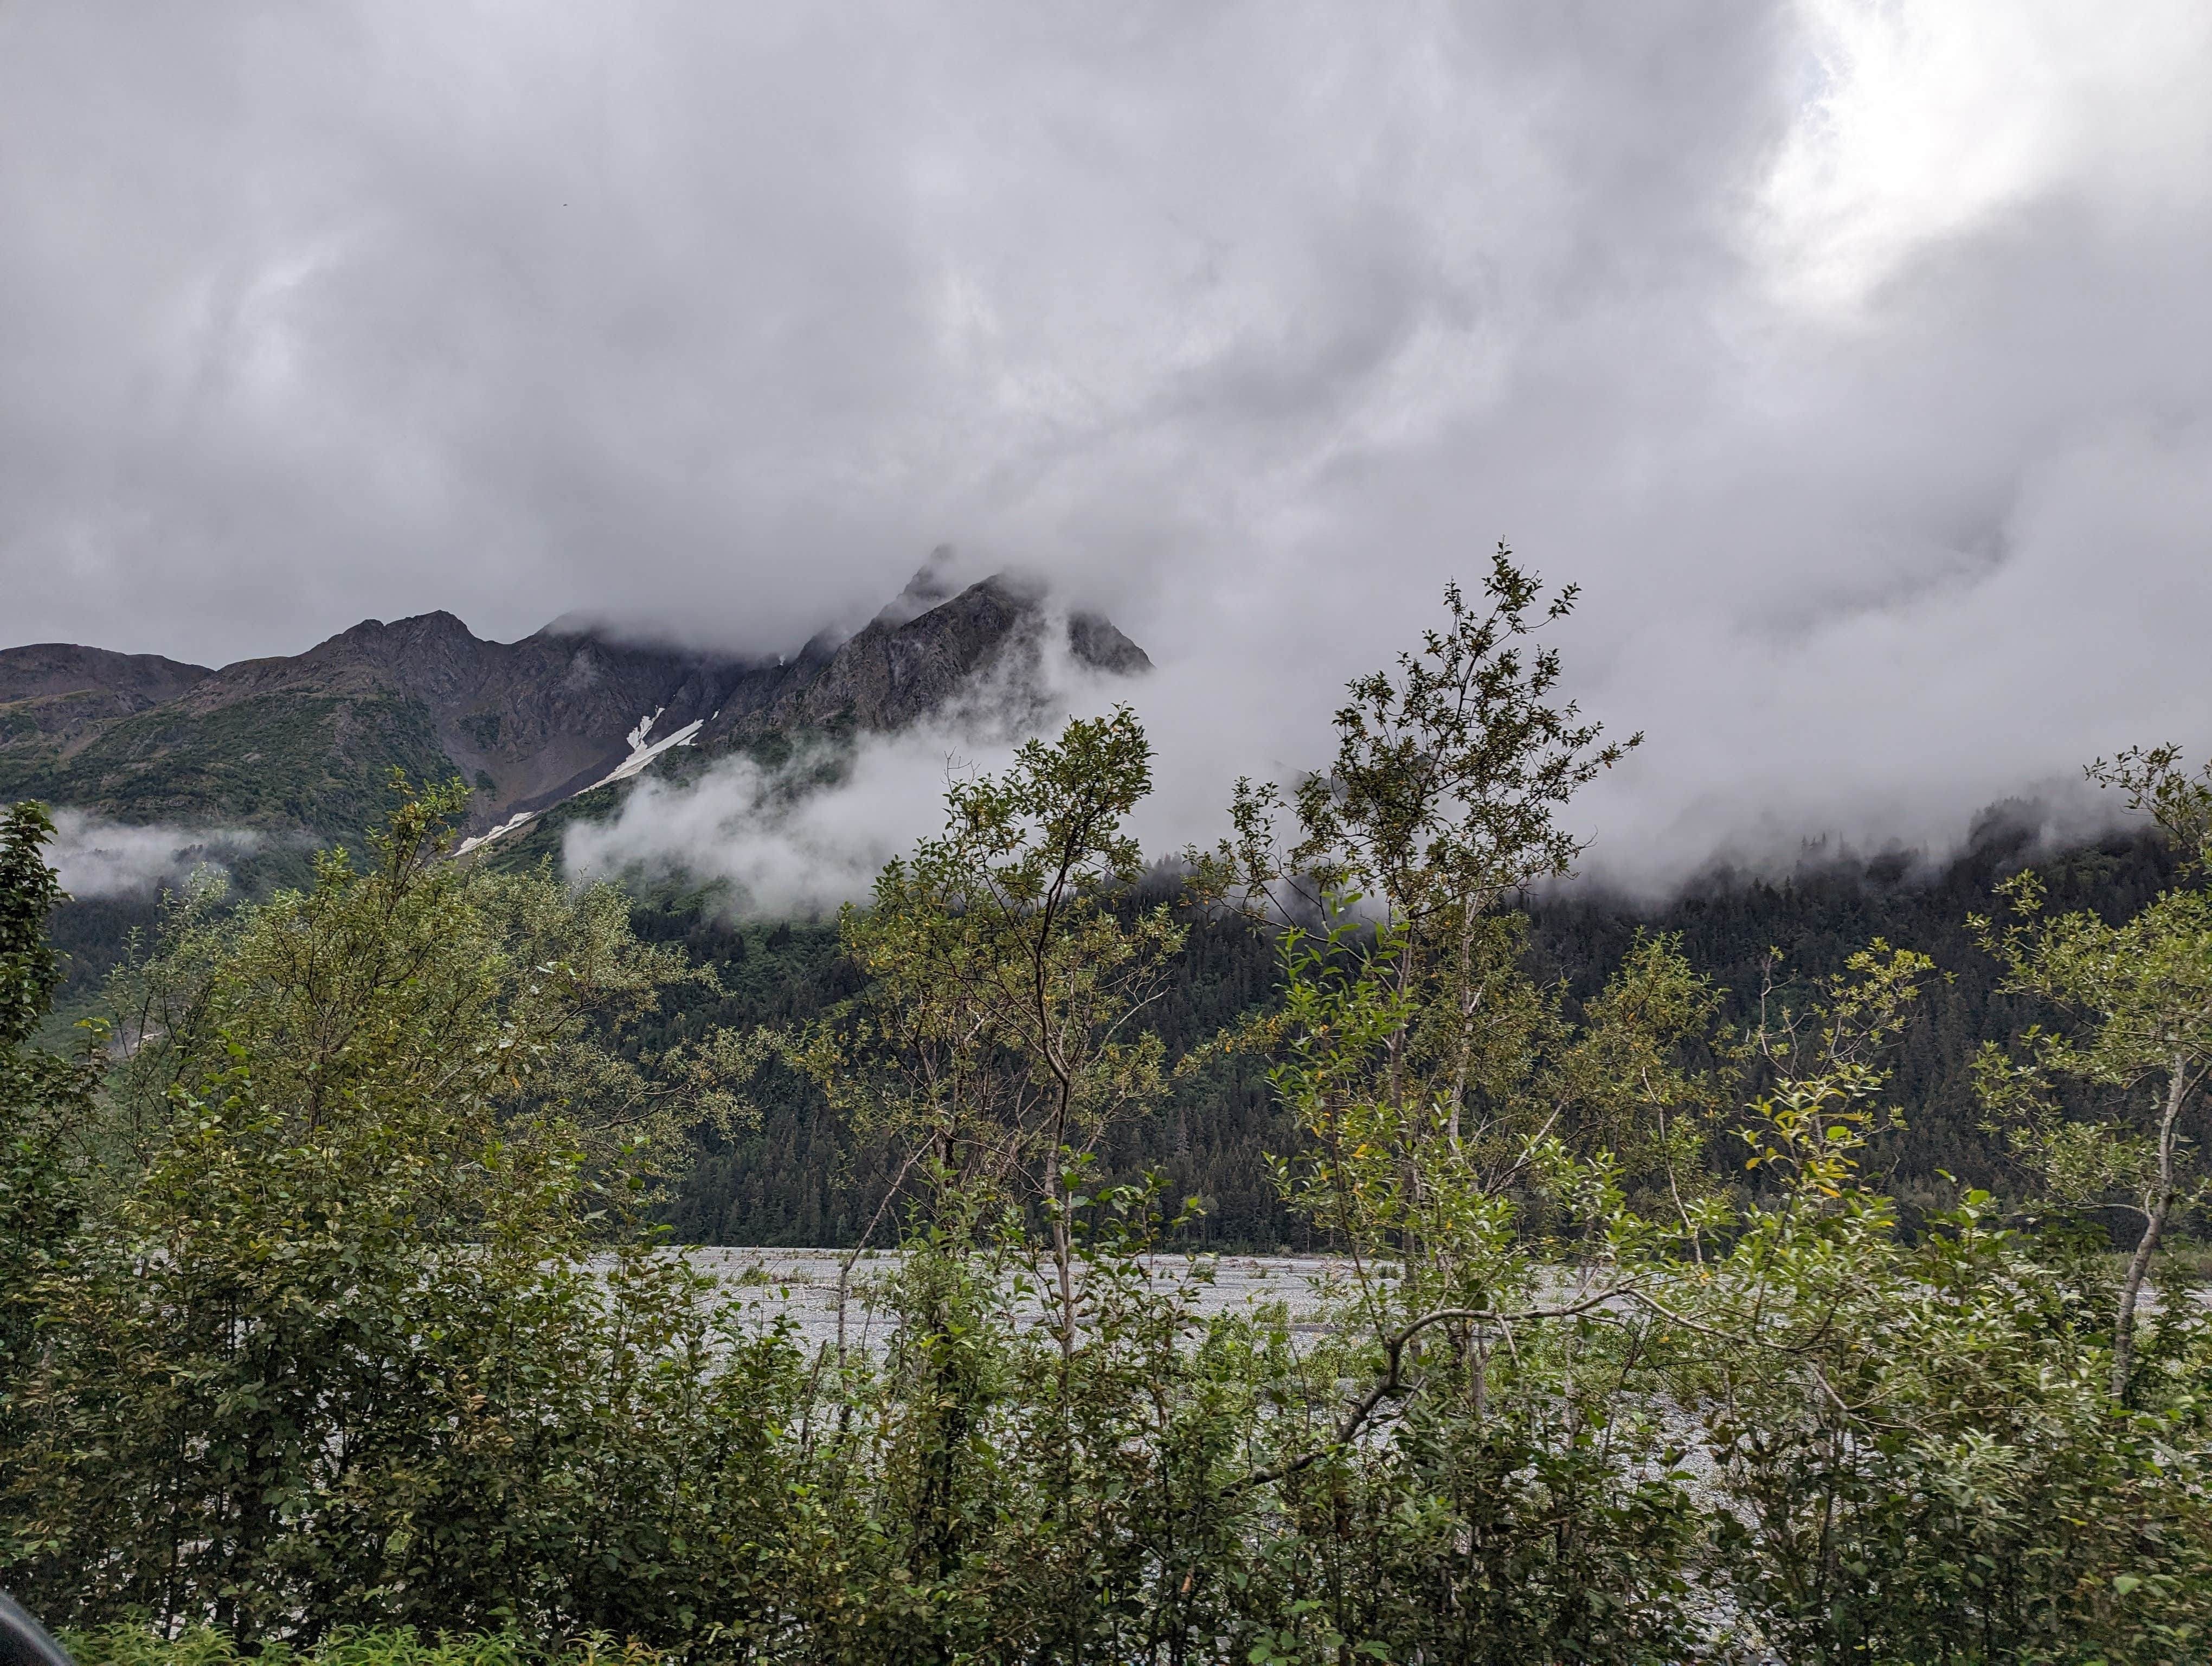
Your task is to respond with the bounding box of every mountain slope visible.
[0,565,1149,841]
[0,645,216,760]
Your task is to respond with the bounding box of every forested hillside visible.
[31,766,2183,1251]
[628,814,2180,1247]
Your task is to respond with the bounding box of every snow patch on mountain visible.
[453,711,703,857]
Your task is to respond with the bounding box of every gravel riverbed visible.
[674,1248,1361,1353]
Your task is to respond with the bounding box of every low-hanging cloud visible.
[45,811,263,899]
[4,2,2210,886]
[565,734,1009,920]
[563,608,1135,914]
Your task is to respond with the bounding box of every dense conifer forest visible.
[625,816,2184,1249]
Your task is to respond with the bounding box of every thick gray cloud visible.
[44,811,261,899]
[3,1,2209,881]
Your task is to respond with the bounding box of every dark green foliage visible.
[6,580,2211,1662]
[40,845,324,1024]
[1691,1194,2212,1664]
[1250,1408,1703,1665]
[1528,817,2187,1210]
[620,901,870,1246]
[0,800,66,1050]
[27,743,2185,1255]
[1,787,770,1641]
[642,902,1301,1249]
[0,802,98,1468]
[67,1626,665,1666]
[1,784,2208,1662]
[648,823,2185,1251]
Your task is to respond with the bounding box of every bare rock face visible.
[0,560,1150,840]
[715,571,1153,742]
[742,574,1036,738]
[1068,611,1152,677]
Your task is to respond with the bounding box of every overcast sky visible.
[4,2,2209,880]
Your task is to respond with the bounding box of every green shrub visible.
[66,1626,662,1666]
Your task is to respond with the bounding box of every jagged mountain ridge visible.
[0,567,1149,840]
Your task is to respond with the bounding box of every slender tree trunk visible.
[2112,1053,2187,1399]
[1046,1091,1075,1363]
[836,1142,927,1361]
[1388,925,1426,1273]
[1446,907,1474,1154]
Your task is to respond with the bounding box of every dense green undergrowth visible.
[67,1628,667,1666]
[6,559,2210,1664]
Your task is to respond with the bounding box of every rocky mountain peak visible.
[721,572,1148,744]
[1067,611,1151,677]
[1,559,1152,843]
[873,544,964,629]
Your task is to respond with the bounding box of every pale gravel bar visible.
[672,1248,1362,1353]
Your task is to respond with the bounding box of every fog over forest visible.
[4,2,2210,887]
